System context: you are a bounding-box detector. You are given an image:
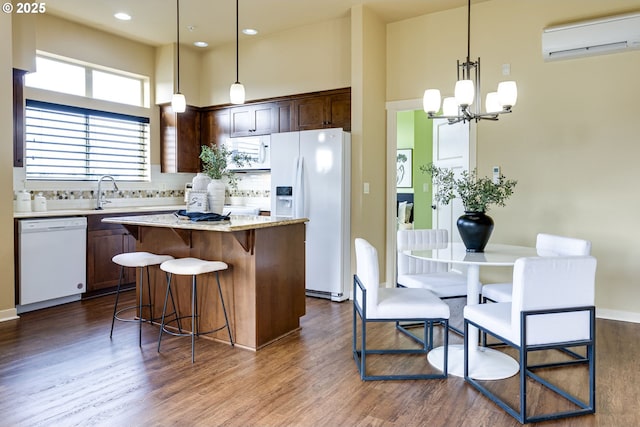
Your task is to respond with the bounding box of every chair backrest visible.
[354,238,380,312]
[511,256,597,345]
[536,233,591,257]
[397,229,449,275]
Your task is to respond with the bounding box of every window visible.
[25,100,150,181]
[25,54,148,107]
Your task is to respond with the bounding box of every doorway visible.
[385,99,475,287]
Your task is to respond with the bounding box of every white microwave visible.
[225,135,271,171]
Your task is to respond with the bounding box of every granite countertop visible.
[13,205,184,219]
[102,213,308,232]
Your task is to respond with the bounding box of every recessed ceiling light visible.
[114,12,131,21]
[242,28,258,36]
[194,41,208,48]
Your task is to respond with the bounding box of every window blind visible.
[25,100,150,181]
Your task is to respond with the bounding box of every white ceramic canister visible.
[16,190,32,212]
[207,180,226,214]
[192,173,211,192]
[33,193,47,212]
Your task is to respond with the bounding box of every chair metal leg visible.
[110,265,125,339]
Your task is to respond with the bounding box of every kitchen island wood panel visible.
[104,214,307,350]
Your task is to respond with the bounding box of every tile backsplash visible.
[13,166,272,211]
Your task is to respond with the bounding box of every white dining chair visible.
[464,255,597,423]
[481,233,591,303]
[397,229,472,298]
[353,238,450,381]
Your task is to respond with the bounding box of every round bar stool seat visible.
[110,251,174,346]
[158,257,234,363]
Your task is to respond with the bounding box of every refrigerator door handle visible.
[294,156,305,218]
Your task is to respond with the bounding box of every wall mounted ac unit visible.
[542,12,640,61]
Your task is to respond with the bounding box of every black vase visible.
[457,211,494,252]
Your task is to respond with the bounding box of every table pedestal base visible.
[428,344,519,380]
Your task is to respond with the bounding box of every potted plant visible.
[199,144,252,214]
[420,163,517,252]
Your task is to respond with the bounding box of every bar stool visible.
[110,251,175,346]
[157,257,234,363]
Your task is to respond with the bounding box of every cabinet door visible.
[202,108,230,147]
[294,97,327,131]
[327,92,351,131]
[275,101,293,133]
[230,103,278,137]
[86,229,135,293]
[160,104,201,173]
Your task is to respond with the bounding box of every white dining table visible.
[405,242,538,380]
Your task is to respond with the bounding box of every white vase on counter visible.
[192,173,211,192]
[207,180,226,214]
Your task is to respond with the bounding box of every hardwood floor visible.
[0,292,637,426]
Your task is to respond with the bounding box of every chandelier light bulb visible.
[442,97,459,116]
[497,81,518,108]
[423,89,442,114]
[485,92,501,113]
[454,80,475,107]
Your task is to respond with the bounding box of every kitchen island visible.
[103,213,308,351]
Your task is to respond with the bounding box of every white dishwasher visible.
[18,217,87,314]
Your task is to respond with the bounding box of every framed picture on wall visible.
[396,149,412,188]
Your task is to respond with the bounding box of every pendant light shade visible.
[171,93,186,113]
[173,0,186,113]
[230,82,245,105]
[230,0,245,104]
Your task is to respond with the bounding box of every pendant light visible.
[229,0,245,104]
[171,0,186,113]
[422,0,517,124]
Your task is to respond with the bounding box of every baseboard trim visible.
[0,308,19,322]
[597,308,640,324]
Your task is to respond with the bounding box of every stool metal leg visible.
[145,266,153,323]
[110,265,125,339]
[166,272,183,333]
[216,271,234,346]
[157,272,173,352]
[191,274,197,363]
[138,266,145,347]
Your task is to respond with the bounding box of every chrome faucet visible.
[96,175,119,210]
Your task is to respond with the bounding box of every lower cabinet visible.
[85,210,174,297]
[86,216,136,296]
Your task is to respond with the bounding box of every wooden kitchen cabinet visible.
[160,104,201,173]
[201,108,230,146]
[230,102,279,137]
[85,210,178,297]
[86,215,136,296]
[293,89,351,131]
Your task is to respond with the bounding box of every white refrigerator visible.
[270,128,351,302]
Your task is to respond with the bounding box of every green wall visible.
[396,110,432,229]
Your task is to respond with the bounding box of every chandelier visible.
[423,0,517,124]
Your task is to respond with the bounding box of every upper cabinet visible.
[160,88,349,173]
[294,89,351,131]
[201,108,230,147]
[160,104,201,173]
[230,102,279,137]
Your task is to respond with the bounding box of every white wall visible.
[387,0,640,321]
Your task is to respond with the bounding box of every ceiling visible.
[45,0,488,49]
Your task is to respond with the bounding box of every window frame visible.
[24,99,151,182]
